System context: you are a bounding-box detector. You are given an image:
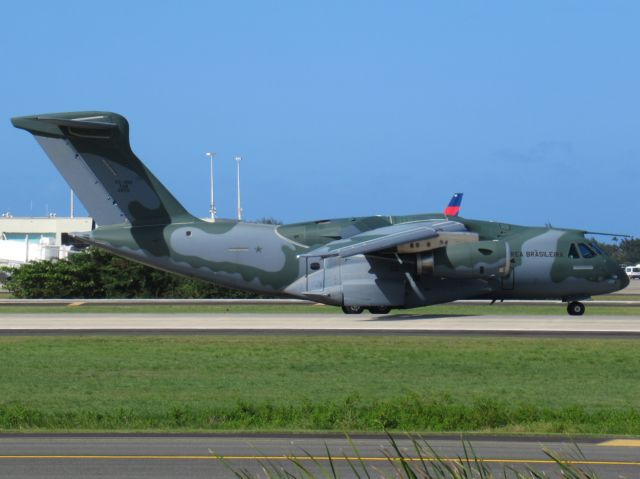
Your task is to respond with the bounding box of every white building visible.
[0,216,93,266]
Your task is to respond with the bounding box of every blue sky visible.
[1,1,638,236]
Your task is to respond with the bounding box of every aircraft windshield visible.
[578,243,596,259]
[589,242,604,255]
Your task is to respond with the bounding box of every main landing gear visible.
[341,305,364,314]
[341,306,391,315]
[567,301,585,316]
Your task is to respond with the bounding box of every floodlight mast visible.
[205,152,216,221]
[234,155,242,221]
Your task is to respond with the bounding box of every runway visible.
[1,312,640,337]
[0,434,638,478]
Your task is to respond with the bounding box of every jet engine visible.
[417,240,511,279]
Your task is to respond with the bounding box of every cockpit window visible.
[568,244,579,259]
[578,243,596,259]
[589,243,604,255]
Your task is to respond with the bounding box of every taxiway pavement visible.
[0,434,638,478]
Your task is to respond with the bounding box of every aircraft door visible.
[306,257,325,291]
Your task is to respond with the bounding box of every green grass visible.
[0,303,638,315]
[1,335,639,433]
[594,294,640,300]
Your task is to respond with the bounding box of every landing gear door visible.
[306,257,325,292]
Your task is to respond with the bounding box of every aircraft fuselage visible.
[82,213,628,310]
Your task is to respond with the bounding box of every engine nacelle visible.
[417,240,511,279]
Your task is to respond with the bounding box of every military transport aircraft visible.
[12,112,629,316]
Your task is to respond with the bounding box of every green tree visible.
[3,248,266,299]
[2,251,103,298]
[590,237,640,265]
[617,238,640,265]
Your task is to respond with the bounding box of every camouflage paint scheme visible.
[11,112,628,314]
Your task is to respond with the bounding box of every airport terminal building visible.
[0,216,93,266]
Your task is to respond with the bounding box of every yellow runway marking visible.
[599,439,640,447]
[68,302,85,307]
[0,455,637,466]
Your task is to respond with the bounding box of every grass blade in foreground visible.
[220,436,608,479]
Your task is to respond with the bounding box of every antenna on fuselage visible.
[234,156,243,221]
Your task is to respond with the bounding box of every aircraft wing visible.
[300,220,473,258]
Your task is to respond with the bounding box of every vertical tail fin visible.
[443,193,463,217]
[11,112,194,227]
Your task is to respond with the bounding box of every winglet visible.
[444,193,463,217]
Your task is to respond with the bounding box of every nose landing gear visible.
[368,306,391,315]
[567,301,585,316]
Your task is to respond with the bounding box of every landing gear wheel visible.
[567,301,585,316]
[368,306,391,315]
[342,305,364,315]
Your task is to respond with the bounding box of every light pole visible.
[205,152,216,221]
[234,156,242,221]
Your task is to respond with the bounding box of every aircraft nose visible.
[608,260,629,291]
[603,258,628,292]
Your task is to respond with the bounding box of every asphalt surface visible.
[1,313,640,338]
[0,434,638,478]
